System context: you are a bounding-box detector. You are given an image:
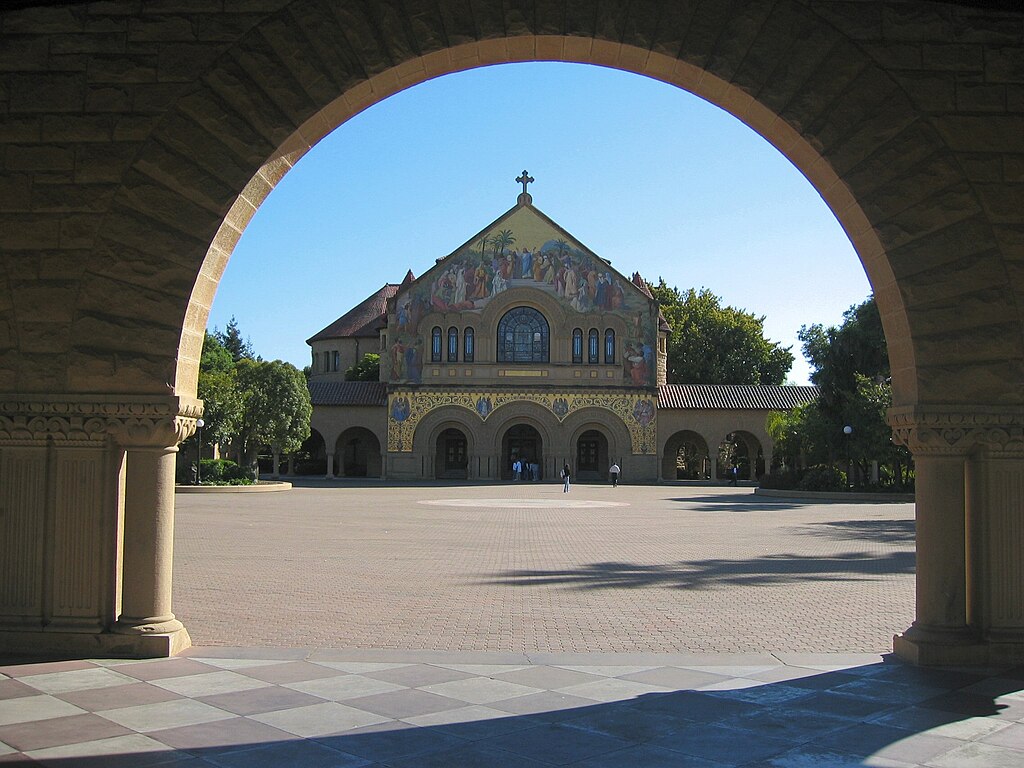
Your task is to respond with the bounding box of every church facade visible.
[306,179,816,483]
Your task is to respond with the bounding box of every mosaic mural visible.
[387,389,657,455]
[385,206,659,386]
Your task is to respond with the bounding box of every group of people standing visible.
[512,459,540,482]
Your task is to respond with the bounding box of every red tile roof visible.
[308,381,388,406]
[306,284,399,343]
[658,384,818,410]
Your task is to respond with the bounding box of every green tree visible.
[345,353,380,381]
[217,316,256,362]
[770,295,910,489]
[649,281,793,384]
[233,360,312,474]
[197,332,241,451]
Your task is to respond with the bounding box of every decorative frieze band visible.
[0,395,204,448]
[888,406,1024,457]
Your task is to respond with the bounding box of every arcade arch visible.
[335,427,382,479]
[1,2,1022,665]
[663,430,713,481]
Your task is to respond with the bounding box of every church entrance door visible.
[503,424,543,480]
[576,429,608,481]
[437,428,468,479]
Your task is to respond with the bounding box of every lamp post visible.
[195,418,205,485]
[843,425,853,489]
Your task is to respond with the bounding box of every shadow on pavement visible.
[5,661,1019,767]
[479,550,915,592]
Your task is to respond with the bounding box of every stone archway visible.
[335,427,382,478]
[1,2,1022,664]
[663,430,712,481]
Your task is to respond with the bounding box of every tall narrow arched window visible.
[497,307,549,363]
[447,326,458,362]
[333,350,340,371]
[463,327,475,362]
[572,328,583,364]
[604,329,615,363]
[588,329,599,364]
[431,326,442,362]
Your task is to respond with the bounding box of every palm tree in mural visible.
[492,229,516,258]
[479,234,491,259]
[556,239,569,260]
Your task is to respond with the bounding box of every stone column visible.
[708,456,717,482]
[115,445,184,636]
[0,395,198,659]
[889,406,1024,665]
[110,402,198,658]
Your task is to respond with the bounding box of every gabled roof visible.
[308,381,388,406]
[400,198,655,309]
[306,283,399,344]
[658,384,818,410]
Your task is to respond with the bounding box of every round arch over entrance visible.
[1,2,1022,665]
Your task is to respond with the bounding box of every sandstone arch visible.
[1,1,1022,664]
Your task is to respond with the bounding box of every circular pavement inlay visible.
[419,498,630,509]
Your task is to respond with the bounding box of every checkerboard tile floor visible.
[2,649,1024,766]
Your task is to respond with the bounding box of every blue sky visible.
[210,62,872,385]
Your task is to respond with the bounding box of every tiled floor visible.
[3,647,1024,766]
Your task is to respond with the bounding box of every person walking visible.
[561,462,571,493]
[609,462,620,487]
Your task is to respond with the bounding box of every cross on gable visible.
[516,170,534,204]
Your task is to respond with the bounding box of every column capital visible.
[888,405,1024,457]
[0,394,204,448]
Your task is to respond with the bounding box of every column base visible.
[0,626,191,659]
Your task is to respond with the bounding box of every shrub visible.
[796,465,847,492]
[199,459,252,483]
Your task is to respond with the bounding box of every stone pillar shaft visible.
[910,454,970,638]
[116,446,183,634]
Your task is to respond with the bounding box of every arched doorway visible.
[575,429,608,481]
[663,431,711,480]
[436,427,469,480]
[717,432,765,482]
[335,428,382,478]
[503,424,543,480]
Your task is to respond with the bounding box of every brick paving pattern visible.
[173,484,915,654]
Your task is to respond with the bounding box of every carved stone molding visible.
[888,405,1024,457]
[0,395,204,448]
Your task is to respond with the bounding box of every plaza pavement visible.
[3,483,1024,766]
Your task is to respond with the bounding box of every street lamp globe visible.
[843,425,853,435]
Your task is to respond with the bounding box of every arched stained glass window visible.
[588,329,599,364]
[572,328,583,364]
[431,326,442,362]
[447,326,458,362]
[497,307,549,363]
[464,327,475,362]
[604,329,615,363]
